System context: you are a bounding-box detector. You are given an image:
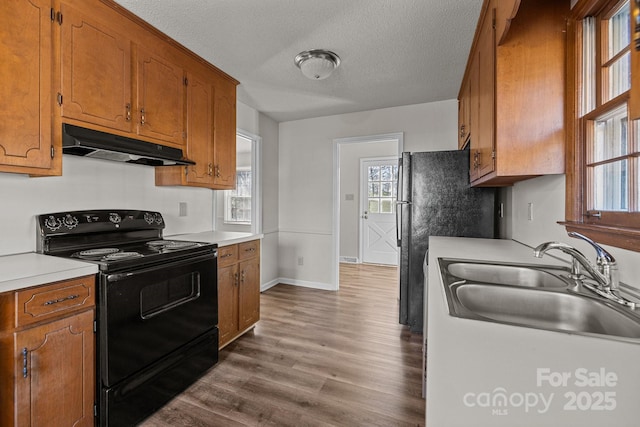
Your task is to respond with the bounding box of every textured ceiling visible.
[112,0,483,122]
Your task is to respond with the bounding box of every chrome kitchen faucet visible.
[534,232,636,309]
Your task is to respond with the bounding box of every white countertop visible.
[0,253,99,294]
[426,237,640,427]
[168,230,262,247]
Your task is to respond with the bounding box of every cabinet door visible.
[218,264,239,348]
[212,78,236,189]
[469,48,481,181]
[238,257,260,331]
[15,310,94,427]
[185,72,214,185]
[474,5,496,180]
[458,77,471,149]
[59,3,132,132]
[0,0,54,173]
[137,48,185,146]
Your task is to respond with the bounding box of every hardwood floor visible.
[141,263,425,426]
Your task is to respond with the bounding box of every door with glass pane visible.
[360,158,398,265]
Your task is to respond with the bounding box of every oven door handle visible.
[105,251,216,283]
[140,280,201,320]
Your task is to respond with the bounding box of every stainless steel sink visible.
[438,258,640,341]
[446,261,567,288]
[452,283,640,339]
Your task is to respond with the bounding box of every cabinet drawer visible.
[218,245,238,267]
[238,240,260,261]
[16,275,95,328]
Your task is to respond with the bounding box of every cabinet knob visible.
[125,103,131,122]
[215,165,221,178]
[140,108,146,125]
[208,163,213,176]
[234,272,239,287]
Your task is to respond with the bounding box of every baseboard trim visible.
[260,278,280,292]
[261,277,336,292]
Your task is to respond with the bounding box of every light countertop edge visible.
[168,231,263,247]
[0,253,99,294]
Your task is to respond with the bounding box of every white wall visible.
[339,141,397,260]
[0,156,213,256]
[278,100,458,288]
[257,110,280,289]
[509,174,640,288]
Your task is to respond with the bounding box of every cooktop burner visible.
[103,251,143,260]
[78,248,119,257]
[147,240,201,251]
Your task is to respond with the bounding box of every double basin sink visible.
[439,258,640,341]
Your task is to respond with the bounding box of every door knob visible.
[362,210,368,219]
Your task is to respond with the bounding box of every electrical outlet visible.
[527,202,533,221]
[297,256,304,266]
[179,202,188,217]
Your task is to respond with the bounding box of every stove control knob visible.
[143,212,155,224]
[44,215,62,231]
[154,213,163,225]
[63,214,79,229]
[109,213,122,224]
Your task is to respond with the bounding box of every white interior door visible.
[360,157,398,265]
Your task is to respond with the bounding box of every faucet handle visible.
[567,231,615,263]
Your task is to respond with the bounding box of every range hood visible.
[62,124,195,166]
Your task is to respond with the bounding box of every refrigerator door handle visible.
[395,201,411,246]
[396,205,401,246]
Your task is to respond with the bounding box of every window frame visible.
[224,168,252,225]
[563,0,640,251]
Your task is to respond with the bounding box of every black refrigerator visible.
[397,149,497,333]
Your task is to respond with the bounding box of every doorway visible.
[360,157,399,265]
[332,133,403,289]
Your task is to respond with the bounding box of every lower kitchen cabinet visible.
[0,275,96,427]
[217,240,260,348]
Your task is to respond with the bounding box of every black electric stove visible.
[36,209,219,427]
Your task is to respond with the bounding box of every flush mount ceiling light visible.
[294,49,341,80]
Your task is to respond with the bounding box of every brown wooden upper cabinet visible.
[155,71,237,189]
[0,0,238,182]
[212,78,237,189]
[136,47,186,146]
[459,0,568,186]
[457,77,471,149]
[59,3,133,134]
[59,2,186,148]
[0,0,58,176]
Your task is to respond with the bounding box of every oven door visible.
[100,251,217,387]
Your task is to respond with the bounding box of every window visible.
[224,169,251,224]
[565,0,640,250]
[367,164,398,214]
